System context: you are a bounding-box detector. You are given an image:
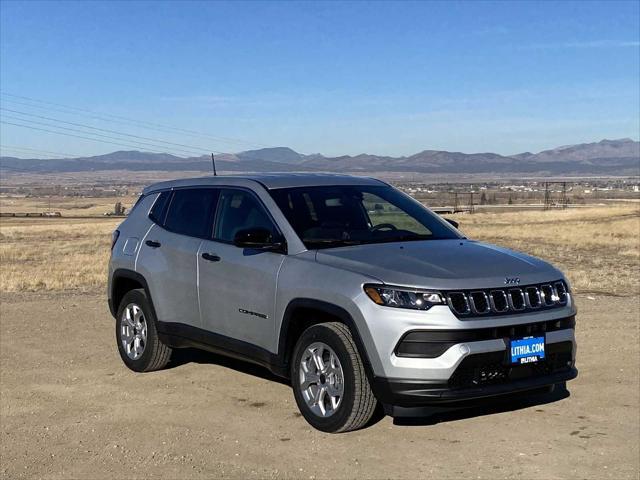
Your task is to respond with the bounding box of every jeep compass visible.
[108,174,577,432]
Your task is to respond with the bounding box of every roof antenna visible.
[211,153,217,176]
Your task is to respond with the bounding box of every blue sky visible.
[1,0,639,158]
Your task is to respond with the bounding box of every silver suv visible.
[108,174,577,432]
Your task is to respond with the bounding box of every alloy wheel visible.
[120,303,148,360]
[298,342,345,417]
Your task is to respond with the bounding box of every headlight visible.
[364,284,445,311]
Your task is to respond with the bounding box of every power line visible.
[1,120,189,155]
[0,91,271,150]
[1,114,209,157]
[1,108,223,156]
[0,145,78,158]
[1,144,79,157]
[1,92,309,159]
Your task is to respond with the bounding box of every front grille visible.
[490,290,508,312]
[445,281,568,318]
[448,341,574,389]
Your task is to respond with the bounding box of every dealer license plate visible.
[510,336,545,365]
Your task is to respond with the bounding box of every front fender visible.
[274,253,385,376]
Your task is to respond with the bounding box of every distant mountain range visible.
[1,138,638,176]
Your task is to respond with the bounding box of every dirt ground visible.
[0,292,638,479]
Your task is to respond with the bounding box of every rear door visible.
[198,188,285,351]
[136,188,218,328]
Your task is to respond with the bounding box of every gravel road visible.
[1,293,638,479]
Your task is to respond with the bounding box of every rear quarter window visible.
[149,191,171,225]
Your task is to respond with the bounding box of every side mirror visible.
[445,218,459,229]
[233,228,286,253]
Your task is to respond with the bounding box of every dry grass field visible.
[0,203,637,295]
[0,218,119,292]
[0,194,139,217]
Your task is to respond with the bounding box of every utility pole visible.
[560,182,568,209]
[544,182,551,210]
[468,192,475,214]
[544,181,570,210]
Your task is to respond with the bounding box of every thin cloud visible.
[474,26,510,36]
[159,93,318,109]
[160,95,240,106]
[526,40,640,49]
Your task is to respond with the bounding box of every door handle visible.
[201,252,221,262]
[145,240,161,248]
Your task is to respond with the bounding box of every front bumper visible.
[374,367,578,406]
[371,337,577,407]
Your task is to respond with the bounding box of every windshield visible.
[269,185,461,249]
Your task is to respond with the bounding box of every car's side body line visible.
[110,271,377,381]
[135,222,155,272]
[111,268,289,376]
[155,321,286,376]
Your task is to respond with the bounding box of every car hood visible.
[314,239,563,290]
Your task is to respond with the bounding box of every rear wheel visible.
[291,322,377,433]
[115,289,172,372]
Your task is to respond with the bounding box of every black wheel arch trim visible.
[110,269,159,321]
[277,298,379,388]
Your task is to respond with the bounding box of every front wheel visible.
[291,322,377,433]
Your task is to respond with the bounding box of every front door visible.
[198,188,285,351]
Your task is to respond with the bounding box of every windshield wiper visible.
[394,234,434,242]
[304,239,363,249]
[362,234,434,244]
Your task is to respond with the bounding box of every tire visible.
[115,288,172,372]
[291,322,377,433]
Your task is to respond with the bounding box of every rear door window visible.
[163,188,219,238]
